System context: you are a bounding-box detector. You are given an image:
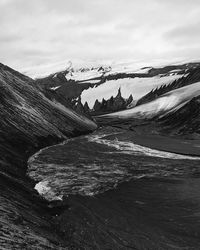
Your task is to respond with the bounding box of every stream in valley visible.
[26,127,200,249]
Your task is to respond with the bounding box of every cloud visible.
[0,0,14,5]
[0,0,200,76]
[165,22,200,45]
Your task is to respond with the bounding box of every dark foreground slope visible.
[0,63,97,249]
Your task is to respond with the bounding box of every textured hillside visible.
[136,66,200,106]
[0,63,96,249]
[160,95,200,135]
[98,81,200,122]
[0,63,97,177]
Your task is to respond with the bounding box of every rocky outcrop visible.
[70,88,133,116]
[74,96,85,114]
[90,88,133,115]
[126,94,133,106]
[93,99,102,112]
[112,88,126,110]
[83,101,90,114]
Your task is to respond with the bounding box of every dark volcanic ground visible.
[59,177,200,249]
[27,126,200,249]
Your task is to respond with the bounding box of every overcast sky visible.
[1,0,200,76]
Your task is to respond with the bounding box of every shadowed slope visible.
[136,66,200,106]
[160,95,200,135]
[0,63,96,249]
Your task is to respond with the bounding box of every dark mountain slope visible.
[0,63,97,177]
[0,63,96,249]
[159,95,200,136]
[136,66,200,106]
[35,73,92,105]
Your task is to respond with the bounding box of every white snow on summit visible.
[65,67,107,82]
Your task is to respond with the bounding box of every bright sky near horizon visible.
[1,0,200,76]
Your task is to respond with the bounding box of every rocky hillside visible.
[136,66,200,106]
[0,63,97,249]
[0,63,97,177]
[159,95,200,136]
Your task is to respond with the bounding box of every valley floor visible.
[107,125,200,157]
[27,125,200,249]
[61,177,200,249]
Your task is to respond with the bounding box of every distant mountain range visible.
[34,61,200,115]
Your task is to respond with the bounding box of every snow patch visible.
[50,86,61,91]
[35,180,63,201]
[81,74,183,108]
[65,68,105,82]
[102,81,200,119]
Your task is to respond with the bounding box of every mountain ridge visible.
[34,61,199,115]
